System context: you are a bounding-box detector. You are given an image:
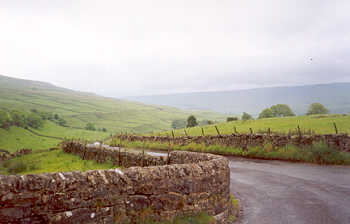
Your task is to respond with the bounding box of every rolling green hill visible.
[0,74,225,133]
[0,74,226,151]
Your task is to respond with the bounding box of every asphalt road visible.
[146,150,350,224]
[228,157,350,224]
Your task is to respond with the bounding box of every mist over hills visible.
[126,83,350,116]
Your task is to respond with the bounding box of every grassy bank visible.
[111,139,350,165]
[0,121,111,153]
[148,212,215,224]
[0,149,117,175]
[0,126,60,152]
[157,114,350,136]
[34,121,110,140]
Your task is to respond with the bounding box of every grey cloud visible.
[0,0,349,97]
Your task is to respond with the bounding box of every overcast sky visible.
[1,0,350,97]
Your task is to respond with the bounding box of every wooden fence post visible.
[201,128,205,136]
[249,128,253,134]
[297,125,302,138]
[124,147,127,166]
[333,122,338,134]
[118,147,121,166]
[215,126,221,136]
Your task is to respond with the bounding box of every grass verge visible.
[0,149,117,175]
[151,212,215,224]
[111,139,350,165]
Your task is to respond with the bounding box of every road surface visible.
[228,157,350,224]
[145,150,350,223]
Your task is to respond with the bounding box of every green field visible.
[0,121,112,152]
[34,121,110,140]
[0,126,60,152]
[0,75,225,134]
[0,149,116,175]
[159,114,350,137]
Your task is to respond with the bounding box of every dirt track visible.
[229,157,350,224]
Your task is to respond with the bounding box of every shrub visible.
[7,160,27,174]
[57,118,67,126]
[26,113,44,129]
[85,122,96,131]
[10,110,26,127]
[242,112,253,120]
[227,117,238,122]
[0,110,12,129]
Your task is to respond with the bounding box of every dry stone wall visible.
[0,149,32,162]
[117,133,350,152]
[0,142,233,224]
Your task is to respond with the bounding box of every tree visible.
[242,112,253,121]
[102,128,107,132]
[207,120,214,125]
[186,115,198,128]
[171,119,186,129]
[10,110,26,127]
[85,123,96,131]
[270,104,295,117]
[0,110,11,129]
[307,103,329,115]
[54,114,59,120]
[57,118,67,126]
[26,113,44,129]
[38,111,53,120]
[227,117,238,122]
[258,108,275,119]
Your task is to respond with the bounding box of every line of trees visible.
[169,103,331,130]
[258,103,329,119]
[0,109,67,130]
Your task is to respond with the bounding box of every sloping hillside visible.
[0,74,225,134]
[126,83,350,116]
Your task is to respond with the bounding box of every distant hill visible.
[126,83,350,116]
[0,74,225,134]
